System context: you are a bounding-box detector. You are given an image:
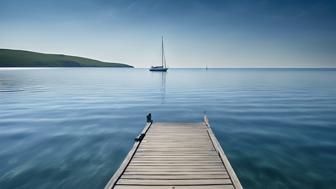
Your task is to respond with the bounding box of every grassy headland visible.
[0,49,133,67]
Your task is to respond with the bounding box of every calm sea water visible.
[0,68,335,189]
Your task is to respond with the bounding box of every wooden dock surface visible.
[105,116,243,189]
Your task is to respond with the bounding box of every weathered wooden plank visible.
[153,123,204,126]
[148,129,207,131]
[142,141,210,144]
[121,174,229,179]
[126,167,226,171]
[133,155,220,158]
[123,171,229,175]
[142,141,211,144]
[135,152,218,155]
[139,144,211,147]
[147,131,207,134]
[145,135,210,137]
[132,157,220,160]
[140,143,211,145]
[117,178,232,185]
[138,146,214,149]
[140,144,211,146]
[143,138,210,141]
[146,131,208,134]
[126,165,226,171]
[137,148,214,151]
[125,168,227,172]
[148,128,205,130]
[148,133,207,134]
[151,126,205,128]
[137,149,215,152]
[132,154,220,158]
[137,150,218,156]
[126,165,226,169]
[141,141,208,144]
[144,138,210,141]
[134,158,222,164]
[131,157,222,161]
[149,127,207,132]
[141,141,211,143]
[136,154,216,157]
[114,185,235,189]
[125,166,227,170]
[144,137,209,139]
[130,161,223,165]
[139,146,212,149]
[127,164,225,167]
[146,132,208,134]
[149,129,207,131]
[143,139,211,142]
[132,158,220,161]
[146,133,208,135]
[137,148,215,151]
[133,154,219,157]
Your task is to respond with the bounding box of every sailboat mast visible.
[161,36,164,68]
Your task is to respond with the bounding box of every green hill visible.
[0,49,133,67]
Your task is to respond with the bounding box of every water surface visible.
[0,68,336,189]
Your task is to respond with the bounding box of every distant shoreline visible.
[0,49,133,68]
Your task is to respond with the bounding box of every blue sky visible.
[1,0,335,68]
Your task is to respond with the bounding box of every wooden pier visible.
[105,115,243,189]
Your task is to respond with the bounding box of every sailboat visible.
[150,36,168,72]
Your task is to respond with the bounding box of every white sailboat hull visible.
[149,66,168,72]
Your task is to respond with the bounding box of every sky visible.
[0,0,336,68]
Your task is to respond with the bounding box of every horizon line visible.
[1,48,335,69]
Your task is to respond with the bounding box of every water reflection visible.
[1,68,336,189]
[160,72,167,103]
